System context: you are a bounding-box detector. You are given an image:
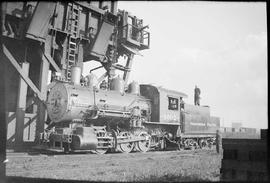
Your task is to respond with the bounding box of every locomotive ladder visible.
[66,3,80,81]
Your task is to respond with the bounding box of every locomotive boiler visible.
[47,78,150,124]
[38,66,220,153]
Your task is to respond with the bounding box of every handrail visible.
[118,24,150,47]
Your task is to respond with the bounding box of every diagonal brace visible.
[43,52,62,74]
[2,45,44,101]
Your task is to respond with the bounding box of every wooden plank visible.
[39,55,49,99]
[237,150,250,161]
[221,168,268,181]
[236,170,247,180]
[16,63,29,108]
[15,62,29,151]
[221,159,267,172]
[36,55,49,139]
[222,138,267,149]
[221,168,234,180]
[15,109,25,151]
[3,45,43,101]
[222,143,266,151]
[224,149,267,161]
[260,129,268,140]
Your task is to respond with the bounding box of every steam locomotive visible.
[39,67,220,154]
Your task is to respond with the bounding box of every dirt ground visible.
[6,148,222,182]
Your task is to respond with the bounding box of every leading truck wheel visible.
[136,132,151,153]
[95,129,109,154]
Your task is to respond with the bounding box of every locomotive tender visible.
[39,67,220,153]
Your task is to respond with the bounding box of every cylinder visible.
[128,81,140,95]
[110,76,124,93]
[71,66,81,85]
[71,127,98,150]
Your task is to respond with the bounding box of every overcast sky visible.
[84,1,267,129]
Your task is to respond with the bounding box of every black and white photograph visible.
[0,1,268,182]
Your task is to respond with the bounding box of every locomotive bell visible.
[71,66,81,85]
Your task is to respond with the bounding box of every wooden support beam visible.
[43,52,62,74]
[36,52,49,139]
[2,45,44,101]
[16,63,30,109]
[15,63,29,151]
[39,55,49,99]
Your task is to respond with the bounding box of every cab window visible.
[168,97,178,110]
